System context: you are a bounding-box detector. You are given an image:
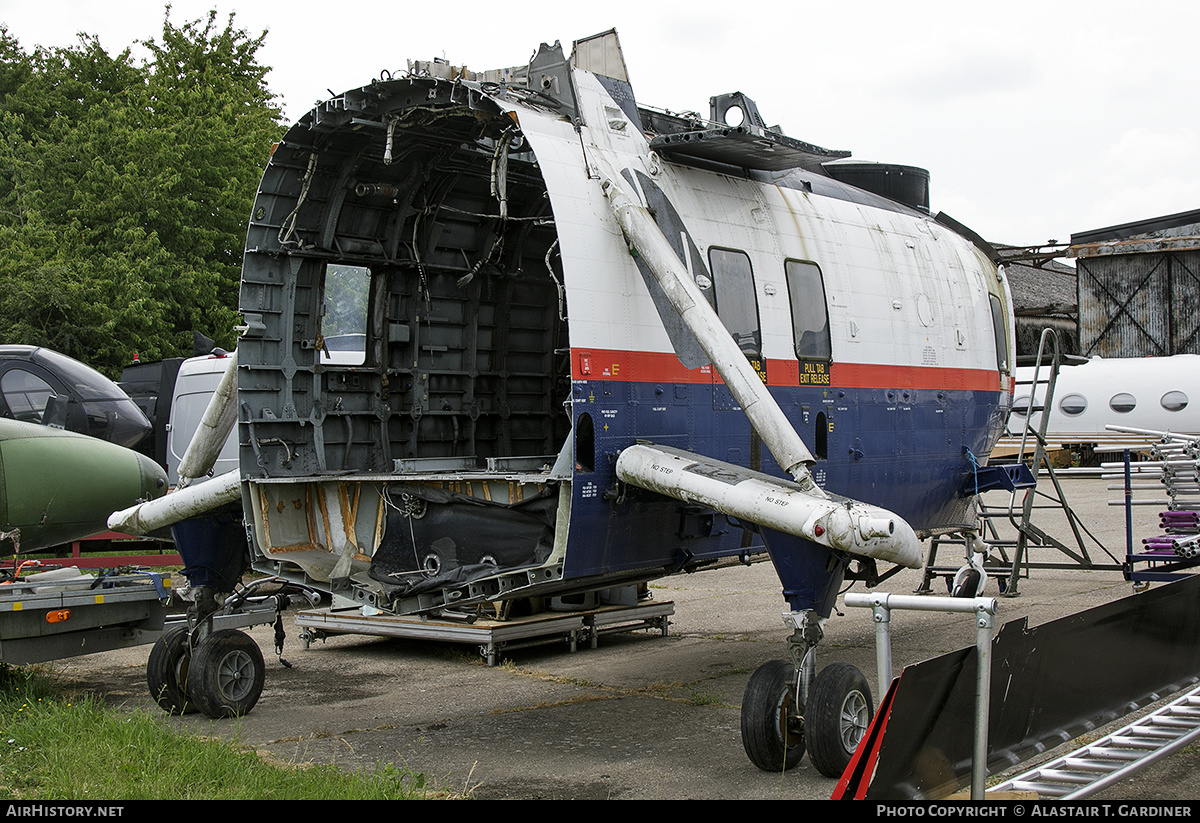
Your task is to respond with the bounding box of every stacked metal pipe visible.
[1103,426,1200,559]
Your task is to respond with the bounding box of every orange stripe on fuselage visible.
[570,348,1005,393]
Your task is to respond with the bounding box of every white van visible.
[164,336,367,487]
[165,352,238,488]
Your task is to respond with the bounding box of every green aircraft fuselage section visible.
[0,418,167,551]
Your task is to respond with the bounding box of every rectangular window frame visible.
[784,258,832,364]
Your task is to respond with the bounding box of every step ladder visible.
[990,684,1200,799]
[994,330,1122,594]
[921,330,1121,596]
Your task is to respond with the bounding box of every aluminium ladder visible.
[991,331,1123,593]
[921,329,1120,596]
[989,683,1200,799]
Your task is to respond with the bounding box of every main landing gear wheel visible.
[146,625,197,715]
[806,663,873,778]
[185,629,266,719]
[741,660,805,772]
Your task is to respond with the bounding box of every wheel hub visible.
[839,689,870,751]
[217,650,257,701]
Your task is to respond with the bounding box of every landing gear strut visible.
[741,610,874,777]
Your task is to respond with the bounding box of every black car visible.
[0,345,152,449]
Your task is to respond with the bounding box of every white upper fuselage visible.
[499,69,1014,396]
[1009,354,1200,440]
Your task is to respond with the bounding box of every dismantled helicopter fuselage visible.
[238,35,1011,620]
[131,30,1015,774]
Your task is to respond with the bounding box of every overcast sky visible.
[4,0,1198,248]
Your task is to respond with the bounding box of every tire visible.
[741,660,805,772]
[146,625,197,715]
[807,663,873,778]
[952,567,983,598]
[186,629,265,719]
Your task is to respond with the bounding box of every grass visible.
[0,665,454,800]
[683,684,726,706]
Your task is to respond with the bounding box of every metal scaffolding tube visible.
[844,591,998,800]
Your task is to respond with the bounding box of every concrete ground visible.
[48,475,1199,800]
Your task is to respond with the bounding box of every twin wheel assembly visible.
[147,615,873,777]
[741,660,874,778]
[147,625,266,719]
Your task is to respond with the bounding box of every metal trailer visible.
[0,565,315,725]
[0,567,171,665]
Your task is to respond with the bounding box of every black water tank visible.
[823,161,930,213]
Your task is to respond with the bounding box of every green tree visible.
[0,8,284,375]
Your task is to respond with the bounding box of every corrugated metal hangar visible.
[1071,208,1200,358]
[997,208,1200,360]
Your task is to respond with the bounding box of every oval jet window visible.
[1059,393,1087,416]
[1012,395,1030,416]
[1109,393,1136,414]
[1161,391,1189,412]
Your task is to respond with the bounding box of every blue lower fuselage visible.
[563,375,1007,612]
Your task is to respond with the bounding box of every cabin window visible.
[784,260,831,361]
[989,294,1009,374]
[1,368,57,424]
[1012,395,1031,416]
[1109,393,1137,414]
[708,248,763,373]
[1162,391,1189,412]
[321,264,370,366]
[1059,393,1087,416]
